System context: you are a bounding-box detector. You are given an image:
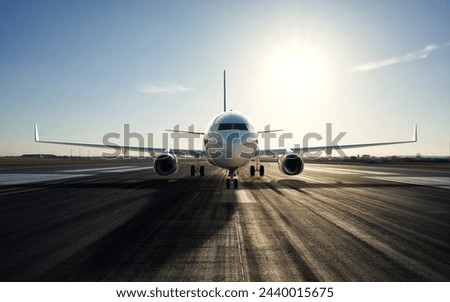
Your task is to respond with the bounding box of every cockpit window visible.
[233,123,248,130]
[218,123,248,130]
[218,123,233,130]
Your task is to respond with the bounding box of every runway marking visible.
[58,166,151,173]
[366,176,449,189]
[219,186,257,203]
[0,173,90,185]
[235,188,257,203]
[58,166,135,172]
[305,166,397,175]
[233,200,247,281]
[0,166,152,185]
[334,168,398,175]
[100,166,151,173]
[304,167,354,174]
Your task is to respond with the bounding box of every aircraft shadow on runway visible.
[27,177,236,281]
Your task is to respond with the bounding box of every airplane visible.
[34,70,417,189]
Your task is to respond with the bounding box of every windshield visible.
[217,123,248,130]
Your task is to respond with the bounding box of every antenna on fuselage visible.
[223,70,227,112]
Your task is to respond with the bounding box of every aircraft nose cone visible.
[206,132,256,168]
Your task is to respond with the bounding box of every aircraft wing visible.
[34,124,204,157]
[257,125,417,156]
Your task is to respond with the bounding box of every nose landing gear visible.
[226,170,238,189]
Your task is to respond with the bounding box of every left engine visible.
[153,153,178,176]
[278,154,304,175]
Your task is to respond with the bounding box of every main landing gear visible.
[250,157,264,177]
[226,170,238,189]
[190,159,205,176]
[249,165,265,177]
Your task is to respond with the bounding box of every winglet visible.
[413,124,418,142]
[223,70,227,112]
[34,124,40,142]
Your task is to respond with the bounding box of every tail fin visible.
[223,70,227,112]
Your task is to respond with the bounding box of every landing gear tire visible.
[250,165,255,176]
[259,165,265,177]
[190,165,195,176]
[226,169,238,189]
[199,165,205,176]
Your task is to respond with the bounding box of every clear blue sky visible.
[0,0,449,156]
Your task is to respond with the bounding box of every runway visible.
[0,160,448,281]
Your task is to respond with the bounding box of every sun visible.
[264,40,333,101]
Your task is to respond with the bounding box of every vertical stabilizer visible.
[223,70,227,112]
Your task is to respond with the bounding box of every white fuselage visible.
[203,111,258,170]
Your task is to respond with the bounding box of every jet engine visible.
[153,153,178,176]
[278,154,304,175]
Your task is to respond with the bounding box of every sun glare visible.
[264,41,333,101]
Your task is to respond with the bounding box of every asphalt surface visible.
[0,161,448,281]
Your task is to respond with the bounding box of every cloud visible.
[353,44,444,72]
[138,82,192,94]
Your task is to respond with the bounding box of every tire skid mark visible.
[288,192,447,281]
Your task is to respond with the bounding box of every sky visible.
[0,0,449,157]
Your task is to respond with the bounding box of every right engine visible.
[278,154,304,175]
[153,153,178,176]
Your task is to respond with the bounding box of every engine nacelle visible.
[153,153,178,176]
[278,154,304,175]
